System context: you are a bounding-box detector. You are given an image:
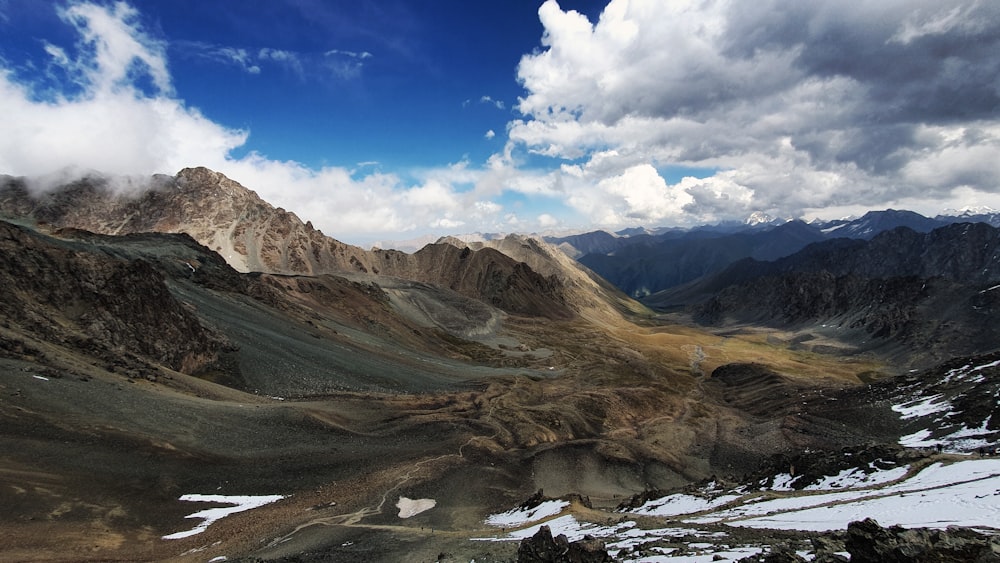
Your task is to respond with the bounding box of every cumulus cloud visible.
[6,0,999,245]
[510,0,1000,225]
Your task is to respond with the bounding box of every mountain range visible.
[0,168,998,561]
[547,208,1000,299]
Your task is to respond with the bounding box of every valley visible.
[0,170,997,562]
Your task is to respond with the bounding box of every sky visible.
[1,0,999,246]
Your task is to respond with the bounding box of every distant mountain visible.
[543,229,628,259]
[817,209,947,239]
[649,223,1000,367]
[937,207,1000,227]
[573,220,827,298]
[554,209,967,299]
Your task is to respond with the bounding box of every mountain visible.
[543,229,628,259]
[2,207,895,560]
[552,209,958,300]
[0,168,584,321]
[937,206,1000,227]
[818,208,947,239]
[648,223,1000,368]
[575,220,828,298]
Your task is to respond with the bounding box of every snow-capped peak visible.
[942,206,997,217]
[745,211,774,226]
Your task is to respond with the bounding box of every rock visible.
[810,535,848,563]
[846,518,1000,563]
[516,525,612,563]
[737,545,807,562]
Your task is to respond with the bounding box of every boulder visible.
[516,525,611,563]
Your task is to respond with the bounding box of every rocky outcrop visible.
[0,220,231,374]
[373,242,573,319]
[516,525,611,563]
[845,518,1000,562]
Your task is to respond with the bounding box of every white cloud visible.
[54,1,171,95]
[480,95,505,110]
[485,129,496,140]
[322,49,371,79]
[510,0,1000,226]
[537,213,559,228]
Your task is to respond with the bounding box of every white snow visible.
[899,428,937,448]
[485,499,569,527]
[891,394,951,420]
[768,473,801,491]
[802,464,910,490]
[899,420,995,452]
[162,494,285,540]
[722,460,1000,531]
[941,359,1000,383]
[628,493,743,517]
[396,497,436,518]
[617,545,762,563]
[471,460,1000,559]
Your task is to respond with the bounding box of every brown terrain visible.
[0,169,912,561]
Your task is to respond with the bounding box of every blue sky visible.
[1,1,999,246]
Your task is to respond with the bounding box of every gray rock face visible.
[0,220,232,375]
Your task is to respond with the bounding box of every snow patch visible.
[485,499,569,527]
[803,464,910,490]
[628,493,743,517]
[162,494,285,540]
[722,460,1000,531]
[396,497,436,518]
[891,394,951,420]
